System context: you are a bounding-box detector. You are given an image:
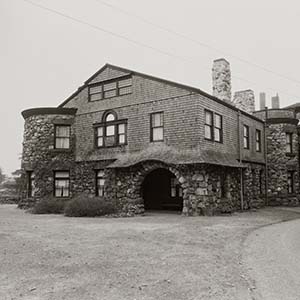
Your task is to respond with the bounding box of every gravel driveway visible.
[243,209,300,300]
[0,205,299,300]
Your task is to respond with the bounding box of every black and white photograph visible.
[1,0,300,299]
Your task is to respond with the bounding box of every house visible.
[19,59,300,215]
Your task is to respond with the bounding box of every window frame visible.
[204,110,223,143]
[255,129,262,152]
[88,75,132,102]
[53,171,70,198]
[214,113,223,143]
[95,170,105,197]
[286,132,293,153]
[287,171,294,194]
[204,110,214,141]
[54,125,71,150]
[243,125,250,149]
[150,112,164,142]
[94,111,127,148]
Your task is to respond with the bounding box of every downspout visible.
[264,107,269,206]
[237,110,244,211]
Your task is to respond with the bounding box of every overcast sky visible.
[1,0,300,175]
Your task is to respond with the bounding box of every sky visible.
[1,0,300,175]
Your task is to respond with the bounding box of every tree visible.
[0,167,5,184]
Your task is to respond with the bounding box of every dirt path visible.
[0,205,299,300]
[243,211,300,300]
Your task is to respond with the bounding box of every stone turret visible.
[233,90,255,114]
[212,58,231,103]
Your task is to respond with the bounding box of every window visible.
[95,111,127,148]
[96,170,105,196]
[287,171,294,194]
[88,77,132,101]
[214,113,223,143]
[256,129,262,152]
[205,110,223,142]
[55,125,70,149]
[286,133,293,153]
[171,178,183,198]
[150,112,164,141]
[243,125,250,149]
[204,110,213,140]
[27,171,35,197]
[54,171,70,198]
[259,170,263,194]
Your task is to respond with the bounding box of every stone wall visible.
[113,161,246,216]
[266,123,300,205]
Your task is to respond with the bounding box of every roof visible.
[58,63,264,123]
[22,107,77,119]
[106,145,244,169]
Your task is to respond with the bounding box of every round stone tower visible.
[20,107,77,207]
[254,108,300,206]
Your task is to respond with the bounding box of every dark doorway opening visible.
[142,168,183,211]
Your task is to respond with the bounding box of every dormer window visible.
[95,111,127,148]
[88,76,132,101]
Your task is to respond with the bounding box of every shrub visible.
[64,195,117,217]
[32,197,66,214]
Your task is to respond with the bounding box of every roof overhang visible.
[107,146,245,169]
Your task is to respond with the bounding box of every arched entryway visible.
[141,168,183,211]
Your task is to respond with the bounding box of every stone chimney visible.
[271,94,280,109]
[212,58,231,103]
[259,92,266,110]
[233,90,255,114]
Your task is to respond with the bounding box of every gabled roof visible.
[58,63,264,123]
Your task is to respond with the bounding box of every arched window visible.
[95,111,127,147]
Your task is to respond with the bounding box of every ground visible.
[0,205,299,300]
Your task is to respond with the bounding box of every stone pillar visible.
[259,92,266,110]
[233,90,255,114]
[212,58,231,103]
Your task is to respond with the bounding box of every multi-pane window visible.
[287,171,294,194]
[55,125,70,149]
[204,110,213,140]
[243,125,250,149]
[95,112,127,148]
[54,171,70,198]
[88,77,132,101]
[214,113,222,143]
[96,170,105,196]
[256,129,262,152]
[205,110,223,142]
[150,112,164,141]
[286,133,293,153]
[27,171,35,198]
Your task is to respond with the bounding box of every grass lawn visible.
[0,205,299,300]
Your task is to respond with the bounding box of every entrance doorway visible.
[141,168,183,211]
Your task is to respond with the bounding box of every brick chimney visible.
[271,94,280,109]
[233,90,255,114]
[259,92,266,110]
[212,58,231,103]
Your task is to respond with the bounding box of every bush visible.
[32,197,66,214]
[64,195,117,217]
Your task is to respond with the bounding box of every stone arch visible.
[129,160,187,213]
